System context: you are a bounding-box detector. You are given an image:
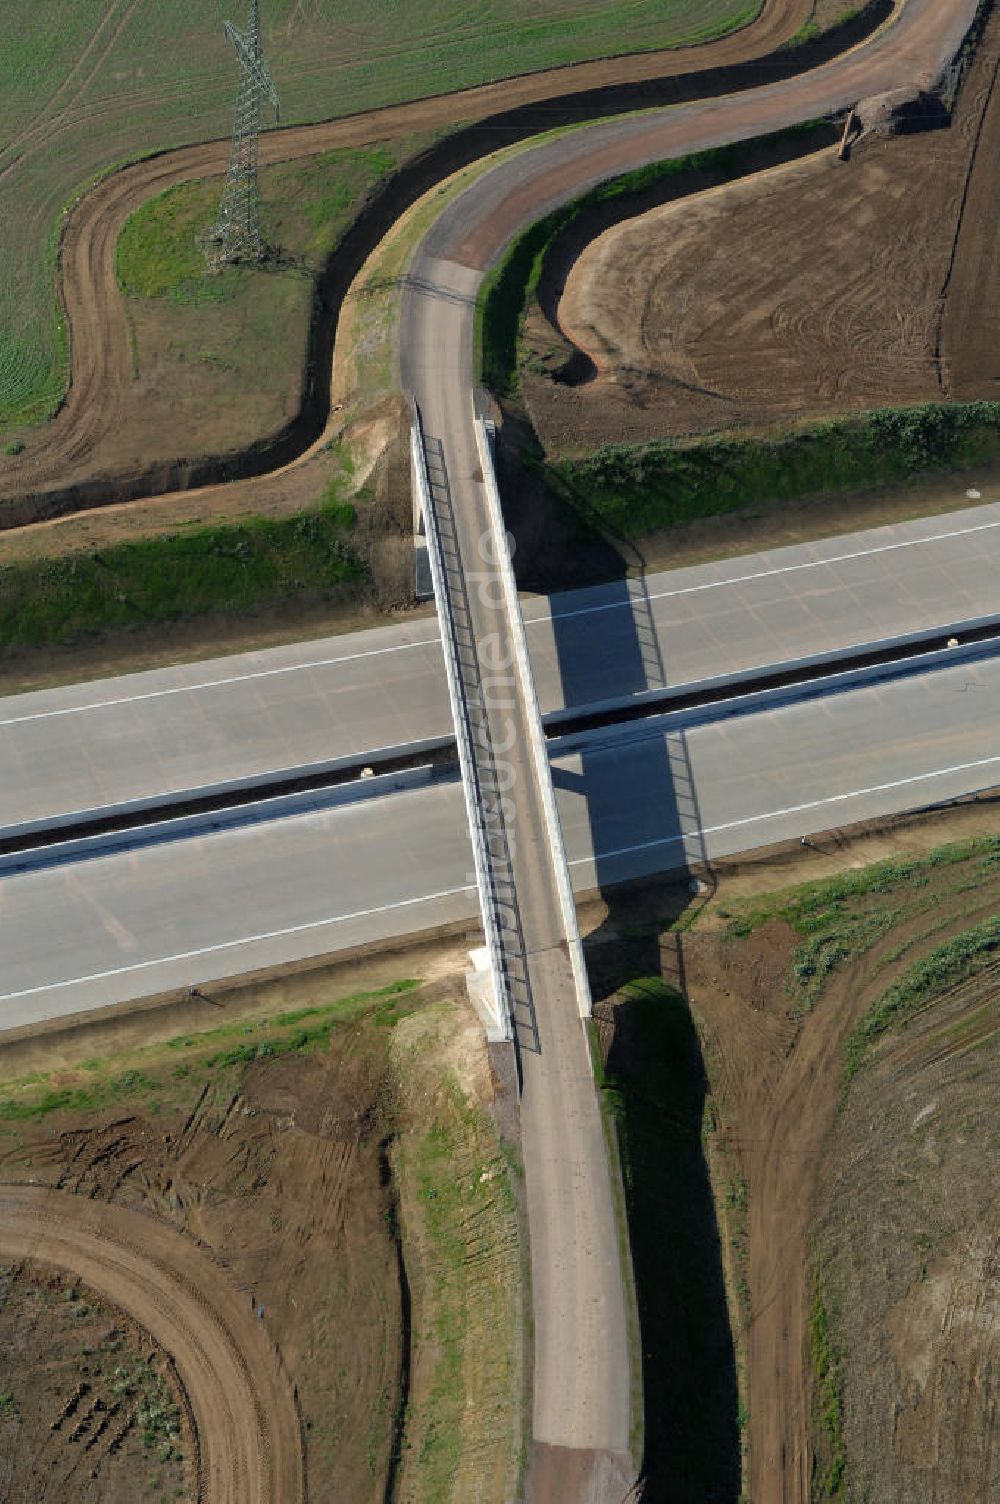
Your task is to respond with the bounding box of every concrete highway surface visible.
[3,499,999,831]
[4,649,998,1026]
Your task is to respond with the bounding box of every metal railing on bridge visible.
[411,406,534,1045]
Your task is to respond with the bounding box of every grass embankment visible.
[721,833,1000,1027]
[551,403,1000,537]
[0,494,363,649]
[391,1010,522,1501]
[0,980,420,1122]
[592,976,740,1499]
[843,910,1000,1082]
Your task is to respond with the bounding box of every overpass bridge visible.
[411,392,636,1493]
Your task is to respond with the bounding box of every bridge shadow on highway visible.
[513,473,741,1499]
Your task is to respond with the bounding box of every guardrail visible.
[411,410,516,1041]
[0,763,442,879]
[474,415,593,1019]
[0,735,453,852]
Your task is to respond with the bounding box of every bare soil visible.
[0,965,520,1504]
[527,2,1000,454]
[817,967,999,1502]
[584,793,1000,1502]
[0,1261,190,1503]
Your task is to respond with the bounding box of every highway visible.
[4,649,998,1024]
[3,499,999,831]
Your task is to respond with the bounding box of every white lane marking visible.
[6,749,1000,1005]
[567,752,1000,866]
[524,515,1000,625]
[5,513,999,728]
[0,634,444,728]
[0,882,475,1003]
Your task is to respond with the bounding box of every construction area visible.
[522,2,1000,457]
[0,957,522,1503]
[0,1,998,1501]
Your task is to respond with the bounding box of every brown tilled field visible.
[583,795,1000,1503]
[525,3,1000,455]
[0,962,522,1504]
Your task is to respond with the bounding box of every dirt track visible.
[0,0,853,531]
[0,1184,304,1504]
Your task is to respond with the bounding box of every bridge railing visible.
[474,414,593,1020]
[411,409,517,1041]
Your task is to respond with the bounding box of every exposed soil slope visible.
[818,965,999,1501]
[534,3,1000,452]
[630,800,1000,1502]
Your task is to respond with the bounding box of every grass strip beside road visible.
[720,835,1000,1015]
[552,403,1000,537]
[0,979,420,1123]
[0,496,364,649]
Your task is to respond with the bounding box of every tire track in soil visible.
[0,1183,305,1504]
[0,0,142,179]
[691,882,1000,1504]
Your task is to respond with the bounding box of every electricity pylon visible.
[208,0,280,265]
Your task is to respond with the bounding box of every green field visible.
[0,0,760,433]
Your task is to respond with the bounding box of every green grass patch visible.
[0,495,366,648]
[116,144,403,307]
[723,836,1000,1009]
[0,980,420,1122]
[554,401,1000,538]
[477,122,830,397]
[844,915,1000,1081]
[724,839,998,939]
[394,1064,520,1499]
[809,1267,846,1500]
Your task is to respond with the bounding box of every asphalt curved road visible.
[397,3,980,1497]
